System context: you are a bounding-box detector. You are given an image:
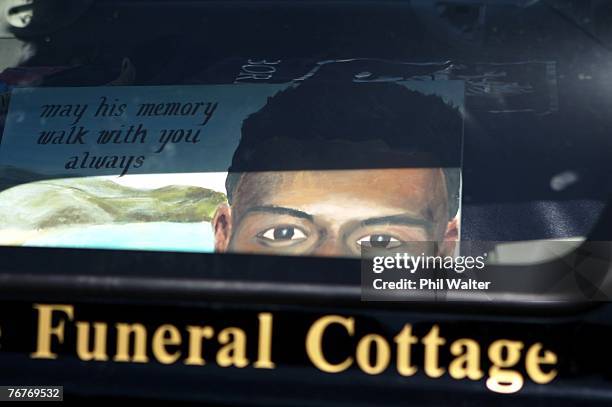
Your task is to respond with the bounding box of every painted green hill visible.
[0,177,227,230]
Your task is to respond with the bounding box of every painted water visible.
[24,222,215,253]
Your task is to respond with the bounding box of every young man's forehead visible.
[231,168,448,222]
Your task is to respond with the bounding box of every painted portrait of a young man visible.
[213,80,462,257]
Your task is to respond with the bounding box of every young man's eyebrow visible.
[361,214,433,228]
[241,205,314,221]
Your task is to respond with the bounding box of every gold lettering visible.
[152,324,182,364]
[76,321,109,361]
[394,324,418,376]
[31,304,74,359]
[27,304,559,394]
[254,313,275,369]
[525,343,557,384]
[356,334,390,375]
[217,327,249,368]
[184,326,214,366]
[422,325,446,378]
[487,340,524,394]
[449,338,483,380]
[306,315,354,373]
[114,323,149,363]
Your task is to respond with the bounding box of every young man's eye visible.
[259,226,307,241]
[356,234,401,249]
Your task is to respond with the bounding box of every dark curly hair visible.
[226,80,462,218]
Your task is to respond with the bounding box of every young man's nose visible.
[311,237,351,257]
